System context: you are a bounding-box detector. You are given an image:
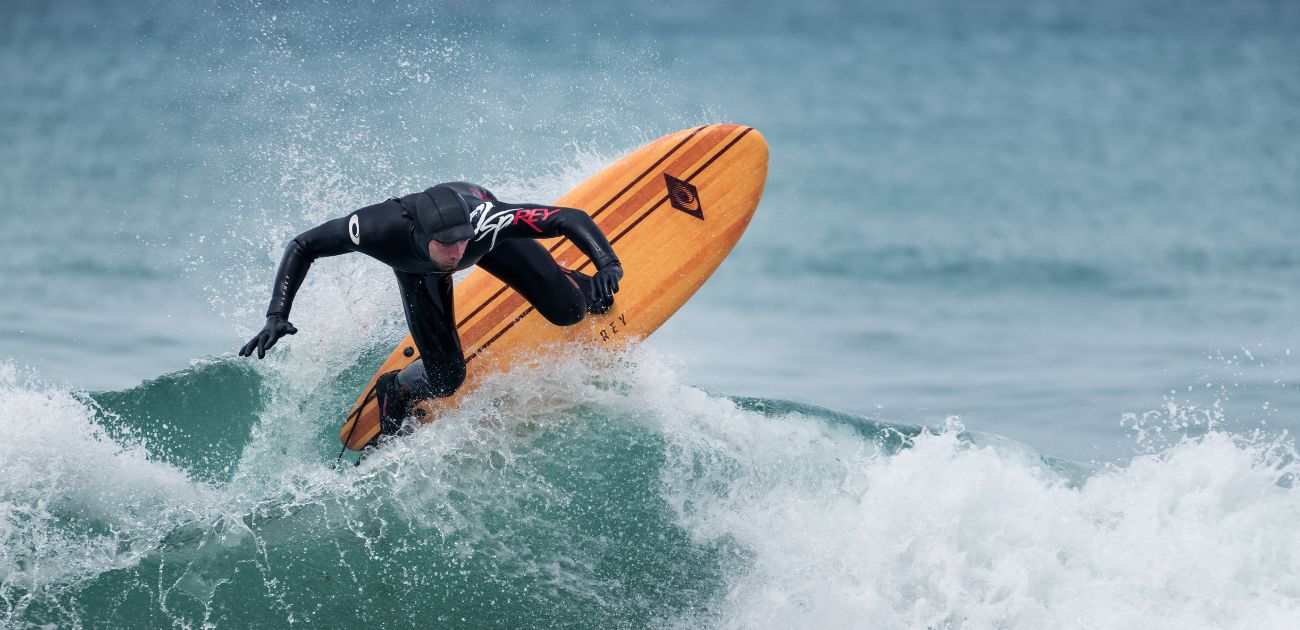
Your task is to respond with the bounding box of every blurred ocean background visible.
[2,0,1299,627]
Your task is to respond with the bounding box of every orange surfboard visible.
[340,124,769,450]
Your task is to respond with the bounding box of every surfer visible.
[239,182,623,433]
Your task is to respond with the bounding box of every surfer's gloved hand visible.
[590,263,623,305]
[239,314,298,359]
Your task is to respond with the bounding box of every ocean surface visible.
[3,0,1299,627]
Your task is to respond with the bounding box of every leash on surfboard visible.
[335,383,381,469]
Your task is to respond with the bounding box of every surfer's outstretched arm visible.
[239,215,357,359]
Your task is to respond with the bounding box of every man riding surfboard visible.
[240,182,624,435]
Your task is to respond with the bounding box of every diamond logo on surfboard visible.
[664,174,703,220]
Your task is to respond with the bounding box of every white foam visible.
[0,364,212,610]
[613,349,1300,629]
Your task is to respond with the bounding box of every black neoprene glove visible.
[590,263,623,304]
[239,313,298,359]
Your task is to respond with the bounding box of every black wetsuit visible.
[264,181,620,400]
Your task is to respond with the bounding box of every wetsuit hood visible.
[402,185,474,244]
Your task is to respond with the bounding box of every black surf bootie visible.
[374,371,415,436]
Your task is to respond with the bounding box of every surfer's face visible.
[428,239,469,271]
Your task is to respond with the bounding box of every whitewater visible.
[3,309,1299,627]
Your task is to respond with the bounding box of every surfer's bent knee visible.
[533,269,589,327]
[540,302,586,327]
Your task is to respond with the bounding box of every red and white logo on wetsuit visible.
[513,207,561,233]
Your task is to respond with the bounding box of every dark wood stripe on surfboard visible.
[465,306,536,362]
